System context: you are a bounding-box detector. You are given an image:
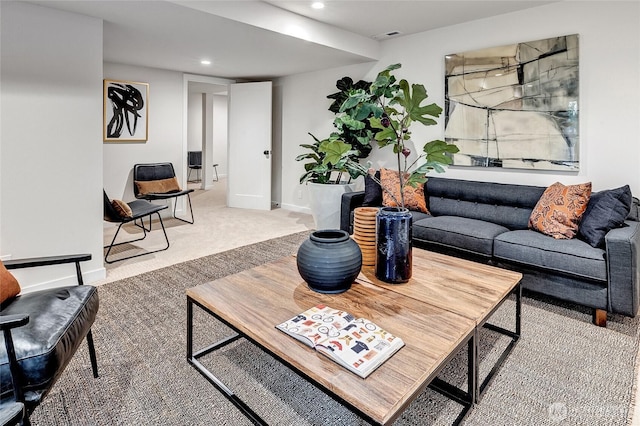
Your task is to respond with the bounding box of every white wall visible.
[280,1,640,213]
[375,0,640,193]
[0,2,105,289]
[103,63,185,206]
[278,62,377,212]
[212,94,228,178]
[187,94,202,152]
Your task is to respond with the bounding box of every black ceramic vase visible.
[297,230,362,294]
[376,207,412,284]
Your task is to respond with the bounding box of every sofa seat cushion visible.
[494,230,606,282]
[414,216,509,256]
[0,285,99,404]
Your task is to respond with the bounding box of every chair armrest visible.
[3,254,91,270]
[0,314,29,331]
[0,314,29,406]
[0,402,25,426]
[340,191,366,234]
[605,220,640,316]
[4,254,91,286]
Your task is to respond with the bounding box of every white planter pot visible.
[307,182,357,230]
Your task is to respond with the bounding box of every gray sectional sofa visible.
[340,177,640,326]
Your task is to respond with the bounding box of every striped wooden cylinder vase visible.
[353,207,379,267]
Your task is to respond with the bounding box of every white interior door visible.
[227,81,272,210]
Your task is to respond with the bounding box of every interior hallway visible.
[99,178,314,284]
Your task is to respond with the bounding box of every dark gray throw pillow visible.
[579,185,632,248]
[362,171,382,206]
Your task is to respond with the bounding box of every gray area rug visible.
[30,231,639,425]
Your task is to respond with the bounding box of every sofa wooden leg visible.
[593,309,607,327]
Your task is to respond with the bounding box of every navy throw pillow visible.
[362,171,382,206]
[579,185,632,248]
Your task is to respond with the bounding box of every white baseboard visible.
[280,203,311,215]
[18,266,106,294]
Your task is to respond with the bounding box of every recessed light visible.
[311,2,324,9]
[200,60,211,65]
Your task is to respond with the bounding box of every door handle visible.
[263,150,271,158]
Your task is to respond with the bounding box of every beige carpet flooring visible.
[99,179,314,284]
[99,179,640,425]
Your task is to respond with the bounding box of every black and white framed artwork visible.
[103,79,149,142]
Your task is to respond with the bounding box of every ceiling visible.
[27,0,558,80]
[264,1,557,40]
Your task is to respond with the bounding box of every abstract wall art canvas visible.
[103,79,149,142]
[444,34,579,171]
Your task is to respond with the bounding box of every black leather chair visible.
[0,255,99,425]
[0,399,24,426]
[133,163,194,224]
[103,190,170,264]
[187,151,202,182]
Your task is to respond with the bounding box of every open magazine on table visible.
[276,304,404,378]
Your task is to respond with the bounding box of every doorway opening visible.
[185,79,229,192]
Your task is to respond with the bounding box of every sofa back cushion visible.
[629,197,640,221]
[426,177,545,230]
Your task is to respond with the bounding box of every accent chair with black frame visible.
[0,254,99,425]
[133,162,195,224]
[103,190,170,264]
[187,151,202,182]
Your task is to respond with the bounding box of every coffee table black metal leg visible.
[429,328,477,425]
[479,283,522,401]
[186,297,268,426]
[188,295,482,426]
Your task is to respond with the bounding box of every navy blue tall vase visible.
[297,230,362,294]
[376,207,412,284]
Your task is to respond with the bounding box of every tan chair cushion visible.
[0,260,21,304]
[135,177,181,195]
[111,199,133,218]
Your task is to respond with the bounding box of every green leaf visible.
[298,144,318,152]
[339,89,369,112]
[395,80,443,127]
[307,132,323,143]
[353,103,376,121]
[335,115,366,131]
[373,126,397,142]
[345,161,368,180]
[371,64,401,96]
[411,163,432,175]
[423,140,460,156]
[319,140,353,165]
[369,116,383,129]
[405,173,428,187]
[295,153,320,162]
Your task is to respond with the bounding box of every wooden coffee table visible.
[356,249,523,402]
[186,249,522,425]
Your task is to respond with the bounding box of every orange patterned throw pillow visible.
[0,260,21,304]
[379,168,429,213]
[529,181,592,239]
